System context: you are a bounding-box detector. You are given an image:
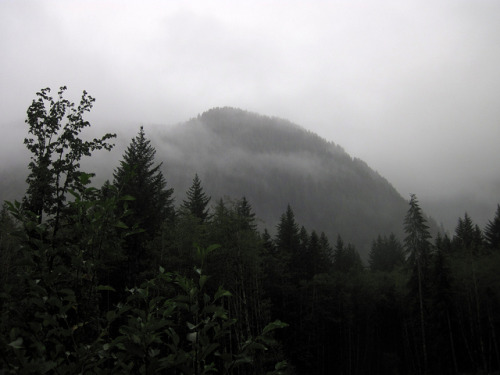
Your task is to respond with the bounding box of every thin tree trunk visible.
[417,260,428,374]
[447,310,459,374]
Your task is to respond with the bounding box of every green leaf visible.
[199,274,208,289]
[262,320,288,335]
[115,221,129,229]
[120,195,136,201]
[201,343,220,360]
[275,361,287,370]
[214,286,232,301]
[8,337,23,349]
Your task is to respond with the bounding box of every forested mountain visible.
[149,107,432,258]
[2,89,500,374]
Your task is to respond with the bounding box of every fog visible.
[1,0,500,230]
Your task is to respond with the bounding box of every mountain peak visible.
[153,108,420,258]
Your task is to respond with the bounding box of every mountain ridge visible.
[150,107,424,258]
[0,107,438,259]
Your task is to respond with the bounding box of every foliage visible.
[22,86,115,229]
[1,184,288,374]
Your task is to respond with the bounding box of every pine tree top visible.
[181,173,211,222]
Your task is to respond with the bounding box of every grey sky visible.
[1,0,500,227]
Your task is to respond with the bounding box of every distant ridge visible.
[151,107,425,258]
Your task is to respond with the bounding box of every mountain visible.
[0,107,436,259]
[150,107,422,258]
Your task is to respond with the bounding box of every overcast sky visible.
[1,0,499,226]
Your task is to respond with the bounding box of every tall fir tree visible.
[113,126,174,284]
[236,196,257,231]
[453,213,489,372]
[454,213,483,253]
[403,194,433,375]
[484,205,500,250]
[307,230,332,276]
[114,126,174,235]
[275,205,301,282]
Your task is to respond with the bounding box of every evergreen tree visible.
[275,205,301,282]
[333,235,362,272]
[452,213,489,372]
[275,205,300,255]
[235,196,257,231]
[332,235,345,272]
[113,126,174,236]
[484,205,500,250]
[261,229,275,255]
[369,233,405,272]
[429,232,458,374]
[181,173,211,222]
[319,232,333,263]
[113,126,174,285]
[403,194,432,374]
[307,230,332,276]
[453,212,483,253]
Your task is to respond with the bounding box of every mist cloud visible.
[1,0,499,227]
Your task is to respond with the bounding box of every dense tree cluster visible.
[1,88,500,374]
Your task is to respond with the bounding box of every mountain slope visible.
[151,107,417,258]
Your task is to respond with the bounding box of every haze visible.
[1,0,499,230]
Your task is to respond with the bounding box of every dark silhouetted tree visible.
[403,194,432,374]
[113,126,174,236]
[484,205,500,250]
[180,173,211,223]
[333,235,362,272]
[23,87,115,232]
[113,126,174,285]
[369,233,405,272]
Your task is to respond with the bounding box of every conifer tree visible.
[403,194,432,374]
[113,126,174,284]
[333,235,345,272]
[307,230,332,276]
[484,205,500,250]
[275,205,300,253]
[275,205,301,282]
[453,213,489,372]
[236,196,257,231]
[319,232,333,262]
[429,232,458,374]
[454,213,483,252]
[332,235,361,272]
[180,174,211,222]
[369,233,405,272]
[113,126,174,235]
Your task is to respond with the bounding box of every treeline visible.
[1,88,500,375]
